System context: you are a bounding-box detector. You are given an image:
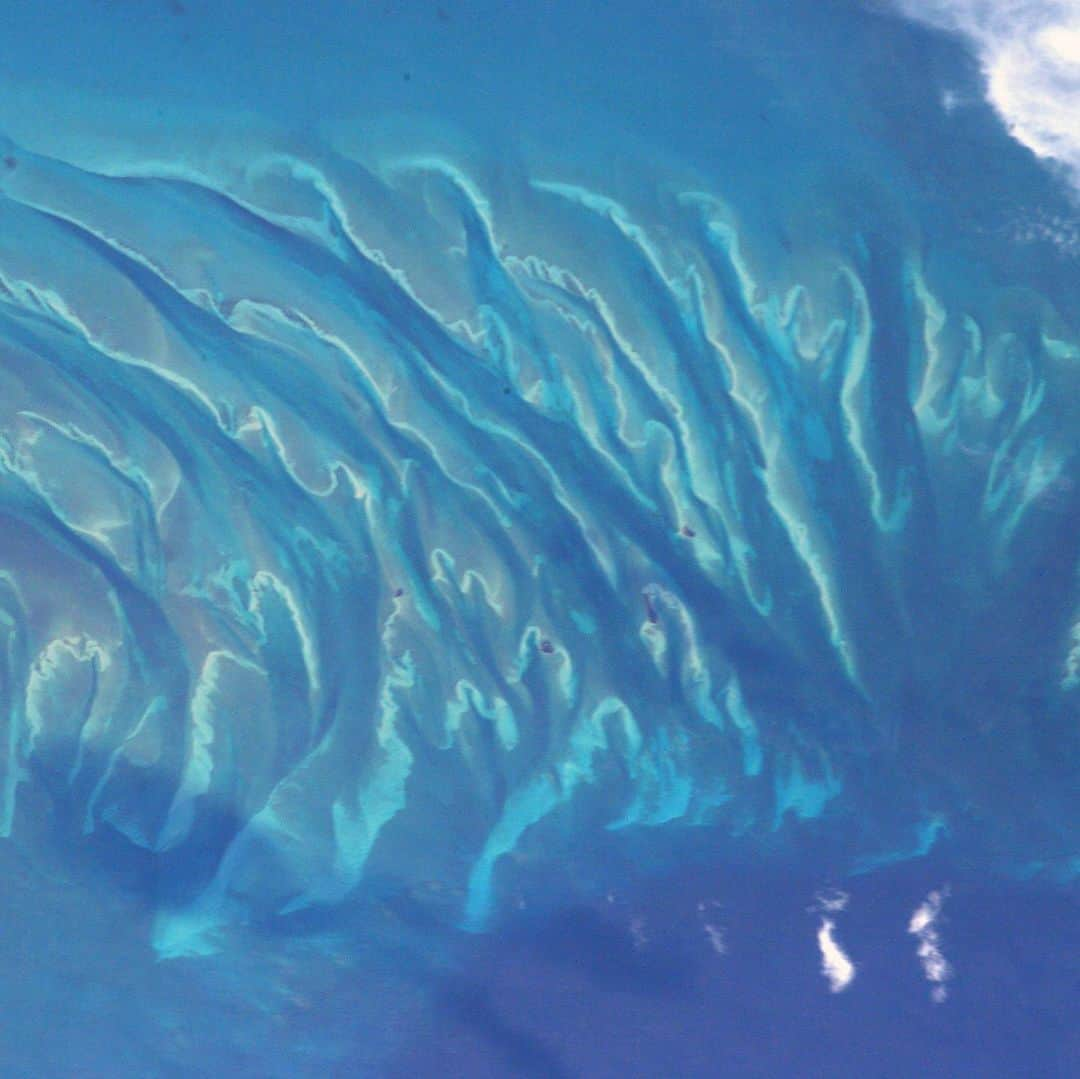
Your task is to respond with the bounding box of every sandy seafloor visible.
[0,1,1077,1075]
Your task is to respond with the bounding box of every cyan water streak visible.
[0,118,1076,961]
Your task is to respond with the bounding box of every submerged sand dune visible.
[0,127,1075,958]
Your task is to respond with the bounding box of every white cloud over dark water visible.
[896,0,1080,189]
[908,886,953,1002]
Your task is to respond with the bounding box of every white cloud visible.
[703,922,727,955]
[696,898,727,956]
[813,887,850,913]
[896,0,1080,189]
[908,886,954,1002]
[817,917,857,992]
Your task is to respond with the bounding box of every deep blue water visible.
[0,0,1076,1075]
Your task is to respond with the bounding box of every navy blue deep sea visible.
[0,0,1077,1075]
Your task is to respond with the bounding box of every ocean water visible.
[0,1,1077,1075]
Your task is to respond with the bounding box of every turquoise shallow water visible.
[0,1,1076,1074]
